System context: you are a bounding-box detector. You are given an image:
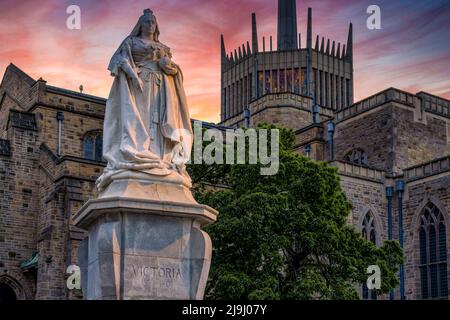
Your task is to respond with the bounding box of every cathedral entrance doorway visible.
[0,282,17,301]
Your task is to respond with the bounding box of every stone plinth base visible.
[73,171,217,300]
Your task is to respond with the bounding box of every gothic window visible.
[83,131,103,161]
[335,75,339,109]
[248,73,253,100]
[300,68,307,95]
[419,203,448,299]
[279,69,285,92]
[345,148,368,166]
[319,70,323,106]
[346,78,350,107]
[286,69,293,93]
[361,211,377,300]
[312,68,317,99]
[264,71,271,94]
[272,70,278,93]
[244,76,248,107]
[294,68,300,94]
[257,71,263,97]
[331,75,335,109]
[239,79,244,111]
[83,135,93,159]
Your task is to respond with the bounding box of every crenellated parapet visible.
[220,2,354,126]
[404,156,450,182]
[336,87,450,123]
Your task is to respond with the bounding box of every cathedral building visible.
[219,0,450,300]
[0,0,449,300]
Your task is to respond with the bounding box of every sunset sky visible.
[0,0,449,122]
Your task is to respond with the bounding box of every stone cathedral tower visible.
[220,0,354,130]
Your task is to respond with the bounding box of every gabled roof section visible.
[1,63,35,88]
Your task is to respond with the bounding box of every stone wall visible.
[35,133,103,299]
[332,161,387,241]
[251,106,313,130]
[0,65,106,300]
[0,122,40,299]
[34,106,104,159]
[334,103,394,171]
[334,88,450,175]
[332,161,388,299]
[393,107,449,173]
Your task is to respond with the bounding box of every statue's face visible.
[141,16,157,38]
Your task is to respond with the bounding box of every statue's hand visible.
[158,57,178,76]
[120,62,144,91]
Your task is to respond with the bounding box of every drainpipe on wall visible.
[312,104,319,124]
[243,108,250,128]
[386,186,394,300]
[56,111,64,157]
[396,180,405,300]
[327,121,335,161]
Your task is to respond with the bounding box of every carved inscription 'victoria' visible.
[131,264,182,280]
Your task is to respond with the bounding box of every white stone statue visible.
[96,9,193,191]
[75,9,216,300]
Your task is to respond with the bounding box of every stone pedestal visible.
[73,171,217,300]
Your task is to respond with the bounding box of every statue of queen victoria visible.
[74,10,216,300]
[96,9,193,191]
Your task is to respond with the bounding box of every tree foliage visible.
[188,124,402,300]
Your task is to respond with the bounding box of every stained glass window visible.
[272,70,278,93]
[294,68,300,94]
[419,203,448,299]
[265,71,271,94]
[286,69,293,93]
[279,69,285,92]
[258,71,263,97]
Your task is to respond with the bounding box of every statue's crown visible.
[143,9,153,15]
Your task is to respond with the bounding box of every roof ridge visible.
[5,63,36,86]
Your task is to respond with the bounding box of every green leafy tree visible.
[188,124,402,300]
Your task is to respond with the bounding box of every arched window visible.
[83,131,103,161]
[345,148,368,166]
[361,211,377,300]
[419,203,448,299]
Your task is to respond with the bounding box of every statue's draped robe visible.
[97,36,193,190]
